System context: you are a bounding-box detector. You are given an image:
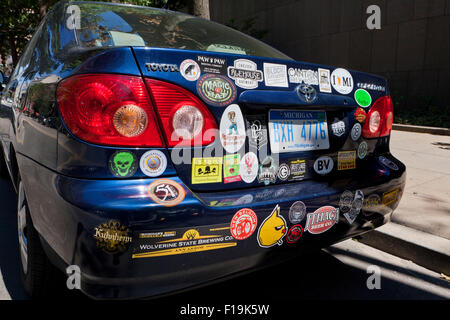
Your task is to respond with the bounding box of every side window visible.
[10,18,46,81]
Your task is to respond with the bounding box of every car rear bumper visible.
[18,152,406,300]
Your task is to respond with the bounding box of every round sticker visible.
[180,59,200,81]
[289,201,307,224]
[331,68,354,94]
[358,141,368,159]
[196,74,237,107]
[351,123,362,141]
[354,89,372,107]
[314,156,334,175]
[354,108,367,123]
[109,151,138,178]
[286,225,303,244]
[140,150,167,177]
[147,179,185,207]
[240,152,258,183]
[230,208,258,240]
[220,104,246,153]
[277,163,290,181]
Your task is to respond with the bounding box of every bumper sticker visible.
[230,208,258,240]
[257,205,287,248]
[338,151,356,170]
[382,189,399,206]
[94,220,132,255]
[305,206,339,234]
[286,225,304,244]
[132,224,237,258]
[192,157,223,184]
[224,154,242,184]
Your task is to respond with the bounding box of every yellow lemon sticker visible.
[257,205,287,248]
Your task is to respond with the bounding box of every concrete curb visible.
[357,223,450,276]
[393,124,450,136]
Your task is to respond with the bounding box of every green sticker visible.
[354,89,372,107]
[109,151,138,178]
[223,154,241,184]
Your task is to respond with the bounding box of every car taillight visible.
[57,74,164,147]
[362,95,393,138]
[145,79,217,147]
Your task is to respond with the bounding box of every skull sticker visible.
[109,151,138,178]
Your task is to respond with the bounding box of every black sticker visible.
[197,55,227,75]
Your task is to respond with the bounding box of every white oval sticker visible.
[140,150,167,177]
[331,68,354,95]
[240,152,259,183]
[314,156,334,175]
[220,104,246,153]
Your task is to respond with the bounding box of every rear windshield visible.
[73,2,291,60]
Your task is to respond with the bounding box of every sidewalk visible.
[390,130,450,239]
[359,129,450,275]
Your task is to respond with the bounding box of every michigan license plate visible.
[268,110,330,153]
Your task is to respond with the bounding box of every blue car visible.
[0,1,405,299]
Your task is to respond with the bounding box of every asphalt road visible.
[0,175,449,301]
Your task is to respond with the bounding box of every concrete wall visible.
[210,0,450,109]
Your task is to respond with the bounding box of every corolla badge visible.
[297,83,317,103]
[257,205,287,248]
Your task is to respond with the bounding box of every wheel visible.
[17,176,61,298]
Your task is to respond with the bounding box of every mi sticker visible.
[192,157,223,184]
[109,151,138,178]
[257,205,287,248]
[331,68,353,95]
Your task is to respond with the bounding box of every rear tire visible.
[17,176,61,298]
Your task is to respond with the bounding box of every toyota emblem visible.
[297,84,317,103]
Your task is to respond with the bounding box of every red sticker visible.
[304,206,339,234]
[355,108,367,123]
[286,225,303,244]
[230,208,258,240]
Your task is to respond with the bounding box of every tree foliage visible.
[0,0,197,72]
[0,0,41,71]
